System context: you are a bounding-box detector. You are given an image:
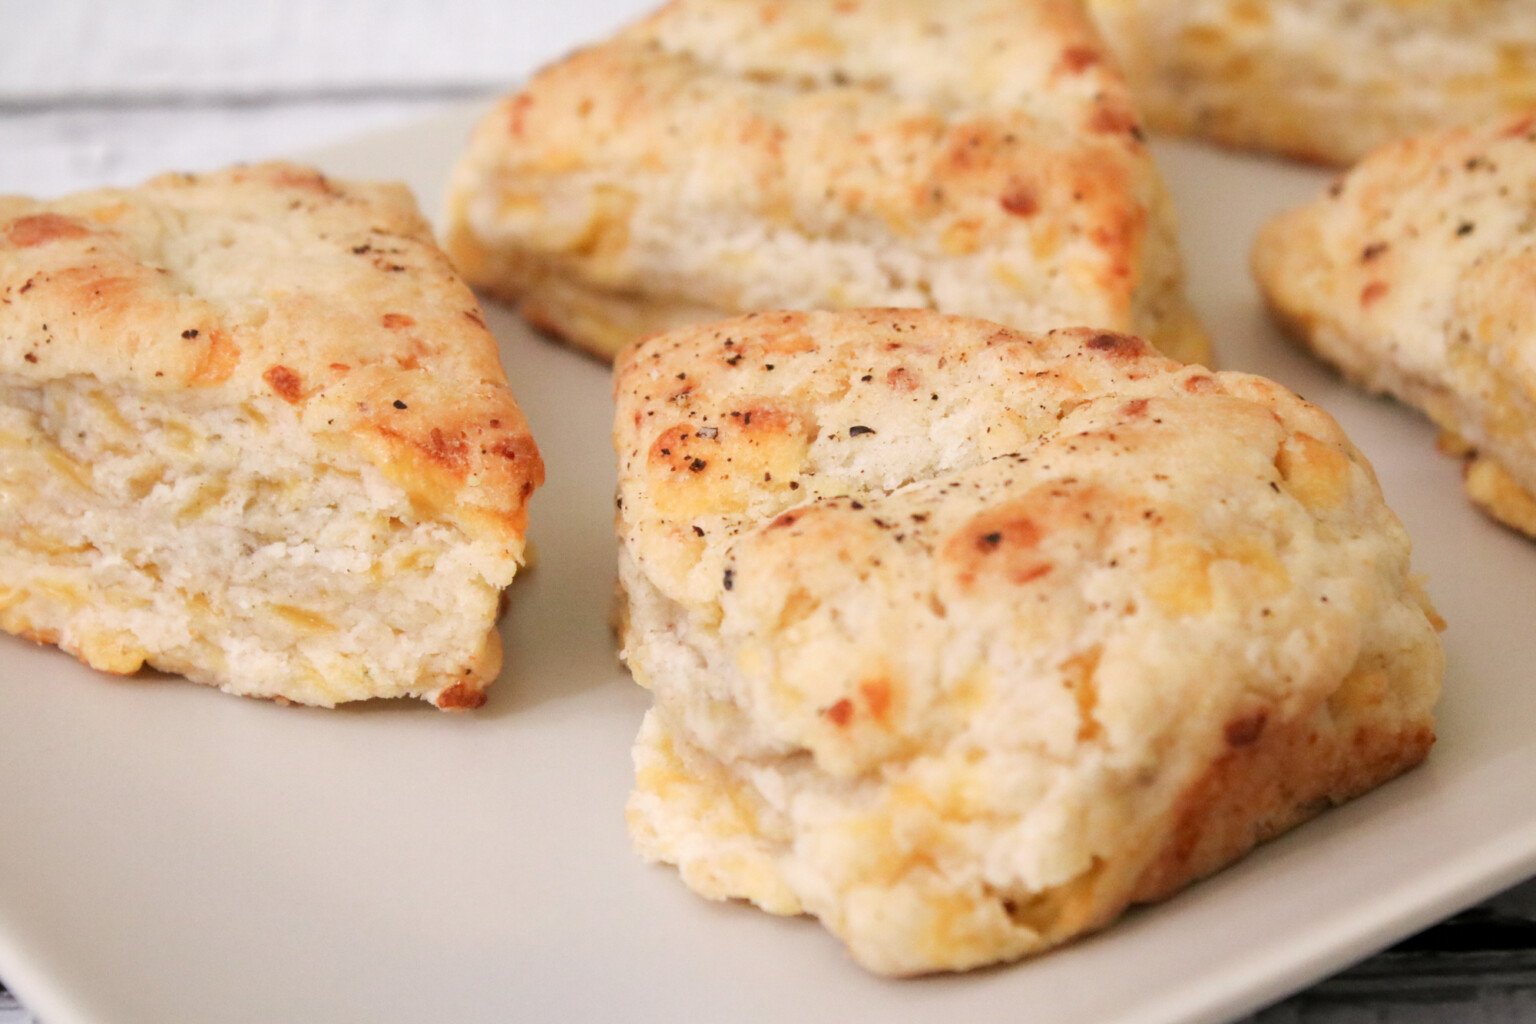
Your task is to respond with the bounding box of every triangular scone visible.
[0,163,543,708]
[1256,113,1536,537]
[1088,0,1536,166]
[445,0,1209,365]
[614,309,1441,975]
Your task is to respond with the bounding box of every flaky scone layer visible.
[1089,0,1536,166]
[0,164,544,707]
[615,309,1441,975]
[1255,112,1536,537]
[446,0,1208,365]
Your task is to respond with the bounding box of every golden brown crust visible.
[0,162,543,549]
[1461,449,1536,538]
[446,0,1209,365]
[1130,703,1434,904]
[1254,112,1536,538]
[616,308,1441,974]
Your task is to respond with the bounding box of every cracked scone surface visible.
[445,0,1207,365]
[614,309,1441,975]
[1255,112,1536,538]
[1088,0,1536,166]
[0,163,543,708]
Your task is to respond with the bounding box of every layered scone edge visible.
[0,163,543,708]
[444,0,1209,366]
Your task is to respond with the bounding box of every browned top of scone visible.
[0,162,543,547]
[1253,111,1536,519]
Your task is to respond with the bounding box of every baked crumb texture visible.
[445,0,1209,366]
[1255,110,1536,537]
[614,309,1442,976]
[0,163,543,708]
[1088,0,1536,166]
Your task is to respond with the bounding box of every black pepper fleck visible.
[849,425,875,437]
[393,399,408,410]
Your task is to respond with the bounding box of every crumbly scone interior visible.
[448,1,1208,363]
[0,375,511,706]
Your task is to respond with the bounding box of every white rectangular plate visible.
[2,103,1535,1024]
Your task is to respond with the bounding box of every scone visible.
[445,0,1209,365]
[0,163,543,708]
[614,309,1441,975]
[1088,0,1536,165]
[1255,112,1536,536]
